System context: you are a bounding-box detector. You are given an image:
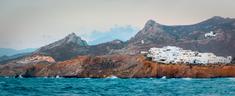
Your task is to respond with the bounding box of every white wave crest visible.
[17,75,23,78]
[161,76,167,79]
[4,76,9,78]
[106,75,118,79]
[227,78,235,81]
[182,78,192,80]
[56,75,60,78]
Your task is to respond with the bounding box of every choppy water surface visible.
[0,77,235,96]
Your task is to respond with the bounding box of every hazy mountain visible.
[0,48,36,63]
[85,26,138,45]
[0,53,32,64]
[0,48,36,57]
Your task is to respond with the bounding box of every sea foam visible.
[227,78,235,81]
[106,75,118,79]
[182,78,192,80]
[161,76,167,79]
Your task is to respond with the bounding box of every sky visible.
[0,0,235,49]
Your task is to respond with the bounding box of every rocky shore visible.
[0,54,235,78]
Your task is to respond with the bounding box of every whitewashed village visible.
[146,46,232,64]
[144,31,232,64]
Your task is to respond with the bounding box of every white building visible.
[147,46,232,64]
[141,40,145,44]
[205,31,216,37]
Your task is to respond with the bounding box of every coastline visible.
[0,55,235,78]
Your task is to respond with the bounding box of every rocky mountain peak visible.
[207,16,227,22]
[110,39,123,44]
[132,19,164,38]
[35,33,89,61]
[66,32,77,39]
[40,33,88,49]
[200,16,231,25]
[145,19,156,26]
[143,19,161,30]
[211,16,225,20]
[63,33,88,46]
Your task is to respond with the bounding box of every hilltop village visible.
[143,31,232,64]
[146,46,232,64]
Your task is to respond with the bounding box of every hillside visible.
[32,16,235,62]
[125,16,235,57]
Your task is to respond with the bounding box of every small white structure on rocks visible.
[205,31,216,38]
[141,40,145,44]
[147,46,232,64]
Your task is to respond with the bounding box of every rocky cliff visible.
[1,55,235,78]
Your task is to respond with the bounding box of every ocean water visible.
[0,77,235,96]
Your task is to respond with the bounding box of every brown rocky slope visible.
[0,55,235,78]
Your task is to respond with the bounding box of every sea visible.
[0,77,235,96]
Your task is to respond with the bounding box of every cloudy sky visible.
[0,0,235,49]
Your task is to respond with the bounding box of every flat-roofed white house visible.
[205,31,216,38]
[147,46,232,64]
